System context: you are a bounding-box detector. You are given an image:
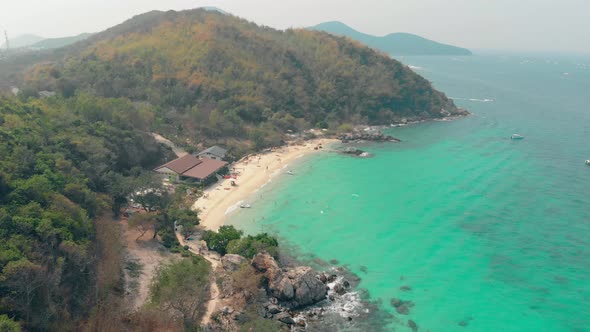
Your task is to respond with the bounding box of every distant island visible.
[1,33,92,50]
[1,34,45,49]
[29,33,93,50]
[310,21,472,56]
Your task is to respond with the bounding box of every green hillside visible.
[0,95,170,330]
[310,21,472,56]
[22,9,464,153]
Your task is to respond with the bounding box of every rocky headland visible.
[205,252,376,331]
[338,128,401,144]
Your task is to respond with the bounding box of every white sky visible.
[0,0,588,54]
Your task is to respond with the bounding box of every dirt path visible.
[153,133,221,323]
[175,232,222,326]
[151,133,188,158]
[122,219,175,310]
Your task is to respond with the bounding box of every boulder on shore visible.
[251,253,328,309]
[338,129,401,143]
[221,254,247,272]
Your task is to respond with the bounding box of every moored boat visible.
[511,134,525,140]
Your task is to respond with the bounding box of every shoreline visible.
[192,138,338,230]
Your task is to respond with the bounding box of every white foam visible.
[254,179,272,193]
[408,65,424,71]
[450,97,495,103]
[325,276,364,318]
[224,200,243,215]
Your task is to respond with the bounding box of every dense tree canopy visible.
[0,96,169,329]
[20,9,464,153]
[227,233,279,259]
[202,225,243,256]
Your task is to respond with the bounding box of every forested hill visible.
[0,95,170,330]
[21,9,465,152]
[310,21,473,56]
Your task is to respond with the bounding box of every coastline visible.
[192,138,338,230]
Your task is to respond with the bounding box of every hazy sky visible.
[1,0,588,54]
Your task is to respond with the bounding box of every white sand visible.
[193,139,337,230]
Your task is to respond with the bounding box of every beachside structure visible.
[154,154,228,184]
[197,145,227,161]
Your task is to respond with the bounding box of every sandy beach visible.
[192,138,337,230]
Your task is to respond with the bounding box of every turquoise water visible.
[228,55,590,331]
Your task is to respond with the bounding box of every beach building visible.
[197,145,227,161]
[154,154,228,184]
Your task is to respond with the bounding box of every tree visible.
[172,209,200,240]
[202,225,242,256]
[128,213,158,241]
[134,190,171,213]
[227,233,279,259]
[0,172,10,202]
[149,256,210,328]
[0,315,21,332]
[0,259,46,324]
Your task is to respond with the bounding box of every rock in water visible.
[408,319,418,332]
[396,304,410,315]
[390,298,402,307]
[333,283,346,295]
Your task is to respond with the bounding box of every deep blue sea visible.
[228,54,590,331]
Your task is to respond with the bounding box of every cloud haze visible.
[0,0,588,54]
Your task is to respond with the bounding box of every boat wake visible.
[450,97,495,103]
[225,200,244,215]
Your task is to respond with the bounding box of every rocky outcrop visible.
[221,254,247,272]
[251,253,328,309]
[341,147,372,158]
[287,267,328,307]
[390,297,415,315]
[338,129,401,143]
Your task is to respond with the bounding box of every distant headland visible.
[309,21,472,56]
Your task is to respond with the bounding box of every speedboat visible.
[240,203,251,208]
[585,160,590,165]
[286,170,294,175]
[511,134,525,140]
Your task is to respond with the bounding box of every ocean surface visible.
[227,54,590,331]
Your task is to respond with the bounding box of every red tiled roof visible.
[155,154,202,174]
[181,158,228,180]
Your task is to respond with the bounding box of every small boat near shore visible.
[240,203,251,208]
[511,134,525,140]
[286,170,294,175]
